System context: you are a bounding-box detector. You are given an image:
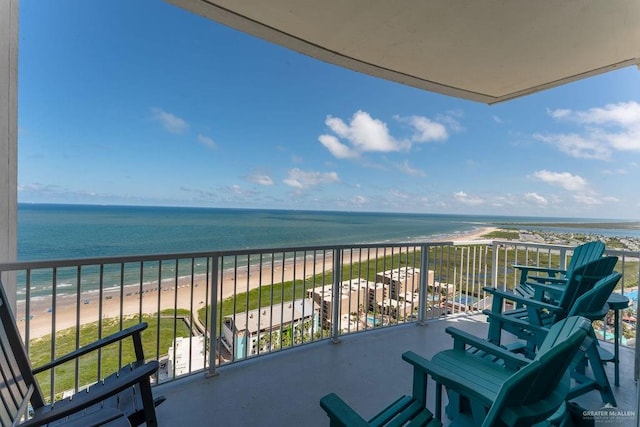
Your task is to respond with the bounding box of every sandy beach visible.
[17,227,497,340]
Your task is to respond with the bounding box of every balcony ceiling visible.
[166,0,640,104]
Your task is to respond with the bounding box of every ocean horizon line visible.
[18,201,633,223]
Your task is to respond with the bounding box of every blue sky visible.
[17,0,640,219]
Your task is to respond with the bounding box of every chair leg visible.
[139,378,158,427]
[568,336,617,406]
[435,382,442,421]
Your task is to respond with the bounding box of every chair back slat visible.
[557,256,618,313]
[569,272,621,318]
[0,323,27,426]
[0,281,46,426]
[566,241,605,271]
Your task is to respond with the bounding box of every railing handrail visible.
[0,240,493,271]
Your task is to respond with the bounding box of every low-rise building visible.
[377,298,418,319]
[376,267,435,298]
[168,335,207,377]
[307,279,385,329]
[221,299,319,360]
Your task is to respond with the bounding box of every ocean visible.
[13,203,640,299]
[17,203,639,261]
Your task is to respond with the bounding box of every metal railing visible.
[0,239,637,402]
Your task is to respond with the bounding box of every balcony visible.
[154,315,638,426]
[1,239,638,425]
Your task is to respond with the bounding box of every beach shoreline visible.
[17,226,497,340]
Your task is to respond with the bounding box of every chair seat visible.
[428,350,513,408]
[320,393,441,427]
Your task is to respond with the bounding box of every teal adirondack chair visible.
[479,272,621,405]
[417,316,591,426]
[0,280,164,427]
[512,241,605,301]
[320,365,442,427]
[483,256,618,355]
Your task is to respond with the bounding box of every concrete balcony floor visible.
[155,314,638,426]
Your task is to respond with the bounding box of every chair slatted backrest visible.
[566,241,606,274]
[484,316,591,426]
[555,256,618,315]
[0,281,45,426]
[568,272,622,318]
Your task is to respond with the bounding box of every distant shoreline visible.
[495,221,640,230]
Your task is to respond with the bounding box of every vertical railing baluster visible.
[50,267,57,402]
[171,258,179,379]
[331,249,342,343]
[155,260,162,363]
[491,241,499,289]
[118,263,125,369]
[207,256,219,377]
[418,244,429,325]
[97,264,104,380]
[188,257,195,374]
[74,266,81,393]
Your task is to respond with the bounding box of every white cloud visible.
[552,101,640,127]
[407,116,448,142]
[150,108,189,133]
[352,195,367,206]
[436,111,464,132]
[542,101,640,156]
[197,134,216,149]
[319,110,458,159]
[453,191,484,206]
[533,133,611,160]
[325,111,405,153]
[573,194,602,206]
[283,168,339,189]
[318,135,357,158]
[390,189,411,200]
[395,160,426,176]
[547,108,571,119]
[247,173,274,186]
[531,170,588,192]
[524,192,548,205]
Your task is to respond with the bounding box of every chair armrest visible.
[402,351,500,408]
[32,323,148,375]
[526,281,565,301]
[527,276,566,285]
[21,361,158,427]
[444,327,530,369]
[483,310,550,342]
[482,287,564,312]
[512,264,566,277]
[319,393,369,427]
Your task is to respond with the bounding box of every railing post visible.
[491,241,499,289]
[558,247,568,271]
[417,244,429,325]
[331,249,342,343]
[207,256,219,377]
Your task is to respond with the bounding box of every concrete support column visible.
[0,0,19,310]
